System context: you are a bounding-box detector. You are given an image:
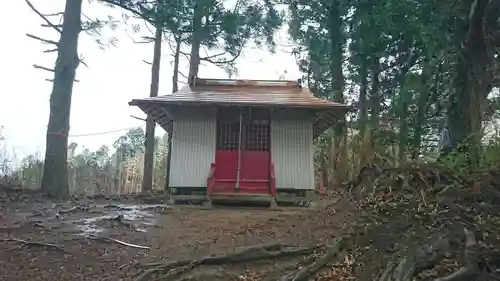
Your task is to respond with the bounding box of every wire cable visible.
[68,128,136,137]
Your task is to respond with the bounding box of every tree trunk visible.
[172,36,181,93]
[356,49,370,170]
[41,0,83,199]
[187,2,204,83]
[397,88,410,163]
[326,1,346,187]
[114,151,123,194]
[411,66,429,160]
[369,57,381,130]
[327,3,344,104]
[142,25,163,193]
[412,60,437,160]
[165,38,180,192]
[395,49,417,163]
[164,125,173,191]
[447,0,493,164]
[358,52,368,134]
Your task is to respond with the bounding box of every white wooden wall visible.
[169,112,216,187]
[270,119,314,190]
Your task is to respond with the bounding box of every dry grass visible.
[318,128,397,188]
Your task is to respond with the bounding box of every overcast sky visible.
[0,0,300,161]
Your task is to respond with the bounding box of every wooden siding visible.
[169,112,216,187]
[271,120,314,190]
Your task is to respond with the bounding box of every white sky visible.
[0,0,300,161]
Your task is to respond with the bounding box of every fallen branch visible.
[104,203,172,213]
[113,214,139,229]
[135,244,319,281]
[89,214,138,230]
[3,238,67,252]
[139,204,172,213]
[90,234,150,250]
[104,204,134,211]
[58,205,89,214]
[277,238,345,281]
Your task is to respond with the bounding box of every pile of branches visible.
[342,164,500,281]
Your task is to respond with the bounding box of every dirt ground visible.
[0,194,355,281]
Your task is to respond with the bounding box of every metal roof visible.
[129,78,347,108]
[129,78,351,138]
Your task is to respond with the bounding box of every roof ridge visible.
[194,77,302,88]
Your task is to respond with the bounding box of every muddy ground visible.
[0,194,354,281]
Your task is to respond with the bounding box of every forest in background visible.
[0,0,499,197]
[0,127,168,195]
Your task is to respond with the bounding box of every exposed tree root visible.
[431,228,479,281]
[135,244,319,281]
[2,237,67,253]
[277,238,345,281]
[379,228,478,281]
[89,234,150,250]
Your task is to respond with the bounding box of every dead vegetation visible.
[2,130,500,281]
[331,164,500,281]
[2,163,499,281]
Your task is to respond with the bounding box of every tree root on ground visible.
[277,238,345,281]
[431,228,479,281]
[2,237,67,253]
[379,228,478,281]
[134,244,320,281]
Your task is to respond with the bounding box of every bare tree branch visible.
[34,63,83,82]
[41,12,64,17]
[78,55,89,68]
[130,115,146,121]
[33,64,55,72]
[43,48,58,53]
[26,33,58,45]
[41,24,64,28]
[201,46,227,60]
[178,50,192,62]
[200,45,244,65]
[24,0,62,33]
[99,0,156,25]
[178,70,188,80]
[46,78,80,83]
[143,60,152,65]
[166,33,188,59]
[133,36,155,44]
